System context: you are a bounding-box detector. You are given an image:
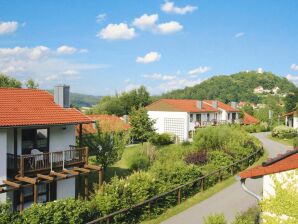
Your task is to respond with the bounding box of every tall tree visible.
[284,89,298,112]
[129,107,155,143]
[25,79,39,89]
[0,74,22,88]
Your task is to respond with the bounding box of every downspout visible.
[240,179,262,201]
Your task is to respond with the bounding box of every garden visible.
[0,125,264,224]
[270,125,298,148]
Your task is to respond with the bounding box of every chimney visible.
[231,101,238,109]
[196,100,203,109]
[54,85,70,108]
[212,100,218,109]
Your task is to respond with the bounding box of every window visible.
[196,114,201,123]
[207,113,210,122]
[22,128,49,154]
[190,114,193,122]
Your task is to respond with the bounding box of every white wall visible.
[49,125,76,152]
[57,178,76,199]
[294,116,298,129]
[148,111,189,141]
[0,129,7,202]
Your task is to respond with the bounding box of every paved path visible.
[162,132,292,224]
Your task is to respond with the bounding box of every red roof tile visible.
[239,149,298,179]
[77,114,130,134]
[0,88,93,127]
[146,99,236,113]
[243,112,259,125]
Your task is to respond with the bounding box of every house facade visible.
[146,99,240,141]
[285,111,298,129]
[0,85,100,211]
[239,149,298,222]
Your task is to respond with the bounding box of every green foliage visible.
[284,89,298,112]
[272,125,298,139]
[203,213,227,224]
[127,150,150,171]
[242,104,254,115]
[149,133,174,146]
[162,71,297,103]
[294,137,298,148]
[25,79,39,89]
[260,170,298,224]
[21,199,98,224]
[0,202,20,224]
[92,86,150,116]
[232,206,259,224]
[0,74,22,88]
[129,107,155,143]
[243,122,270,133]
[82,122,128,170]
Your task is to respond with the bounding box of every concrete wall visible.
[148,111,189,141]
[0,129,7,202]
[49,125,76,152]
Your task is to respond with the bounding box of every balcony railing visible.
[7,147,88,177]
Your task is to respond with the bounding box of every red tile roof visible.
[239,149,298,179]
[243,112,259,125]
[146,99,238,113]
[0,88,93,127]
[284,110,298,117]
[77,114,130,134]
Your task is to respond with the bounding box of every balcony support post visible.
[19,187,24,212]
[33,184,38,204]
[84,174,89,200]
[79,123,83,147]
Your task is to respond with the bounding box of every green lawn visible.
[268,135,294,146]
[141,149,268,224]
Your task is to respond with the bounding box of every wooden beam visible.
[79,123,83,147]
[15,176,37,185]
[63,169,79,175]
[37,174,54,181]
[20,188,24,212]
[50,171,67,179]
[74,167,90,173]
[3,180,21,188]
[33,184,38,203]
[84,164,102,171]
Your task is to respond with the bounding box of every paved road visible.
[162,132,292,224]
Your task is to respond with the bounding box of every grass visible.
[267,135,294,146]
[141,149,268,224]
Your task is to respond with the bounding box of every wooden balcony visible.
[7,147,88,177]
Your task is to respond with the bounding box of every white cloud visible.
[132,14,183,35]
[56,45,77,55]
[136,51,161,64]
[0,46,49,60]
[79,49,89,53]
[45,75,58,81]
[235,32,245,38]
[159,78,201,92]
[257,67,264,74]
[132,14,159,30]
[96,13,106,23]
[287,74,298,85]
[61,69,79,75]
[161,1,197,15]
[290,64,298,71]
[143,73,176,80]
[0,21,18,35]
[98,23,136,40]
[188,66,211,76]
[156,21,183,34]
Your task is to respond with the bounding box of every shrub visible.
[184,151,207,165]
[127,151,150,171]
[0,202,20,224]
[149,133,174,146]
[232,206,260,224]
[294,137,298,149]
[204,213,227,224]
[272,125,298,139]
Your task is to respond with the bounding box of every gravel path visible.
[162,132,291,224]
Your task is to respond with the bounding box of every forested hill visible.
[162,71,297,103]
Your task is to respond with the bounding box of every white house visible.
[240,149,298,222]
[0,85,99,211]
[254,86,264,94]
[285,110,298,129]
[146,99,240,141]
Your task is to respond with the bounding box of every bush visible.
[0,202,20,224]
[184,151,207,165]
[127,151,150,171]
[232,206,259,224]
[204,213,227,224]
[272,125,298,139]
[294,137,298,149]
[149,133,174,146]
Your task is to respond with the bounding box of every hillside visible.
[48,90,101,107]
[162,71,297,103]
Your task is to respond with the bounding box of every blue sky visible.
[0,0,298,95]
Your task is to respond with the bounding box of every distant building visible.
[284,111,298,129]
[254,86,264,94]
[272,86,280,94]
[146,99,240,141]
[243,112,260,125]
